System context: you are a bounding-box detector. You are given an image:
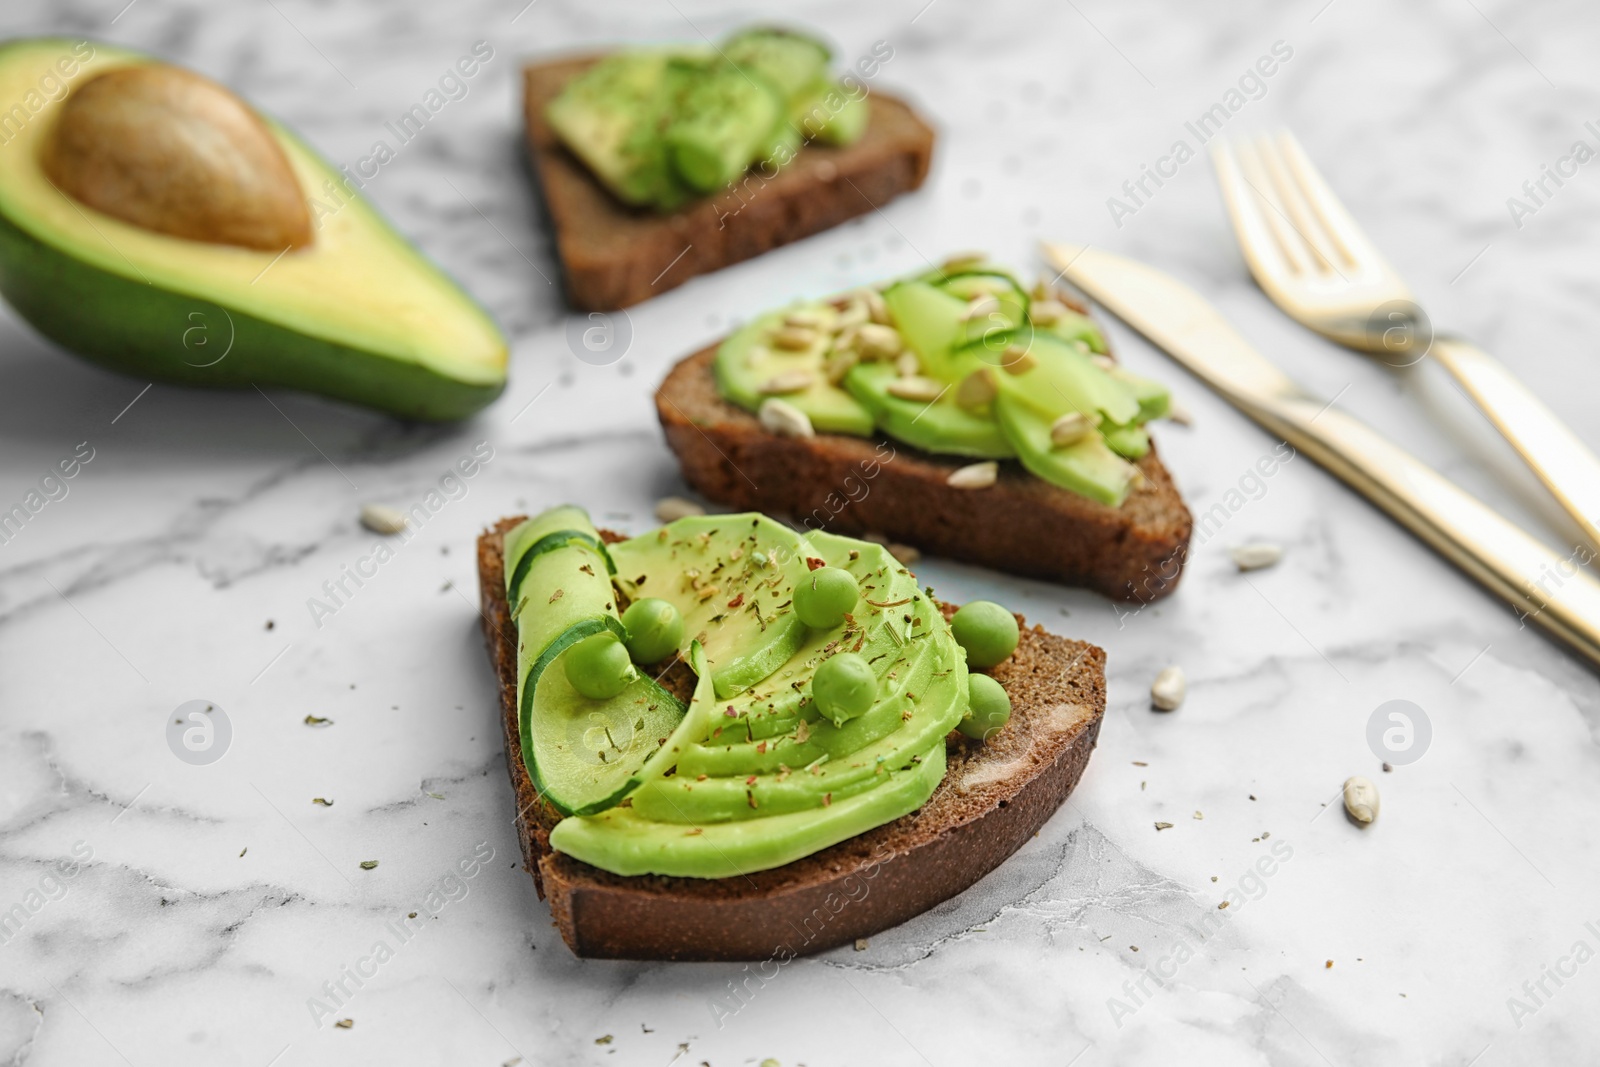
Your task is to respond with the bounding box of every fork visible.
[1212,131,1600,552]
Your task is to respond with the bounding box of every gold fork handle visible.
[1429,337,1600,551]
[1237,390,1600,667]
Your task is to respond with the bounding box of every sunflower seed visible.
[955,367,998,412]
[1091,353,1116,370]
[360,504,409,536]
[862,288,890,325]
[885,375,943,401]
[895,351,922,378]
[1150,665,1185,710]
[1167,403,1194,426]
[758,398,814,439]
[959,294,1000,322]
[941,251,987,272]
[1000,345,1037,375]
[1030,299,1070,326]
[855,323,903,360]
[1231,543,1284,572]
[946,461,998,489]
[836,299,869,329]
[824,350,859,385]
[655,497,705,523]
[758,370,815,395]
[1050,410,1098,447]
[1343,776,1379,824]
[831,325,860,355]
[784,308,831,330]
[772,325,818,351]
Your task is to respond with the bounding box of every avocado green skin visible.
[0,210,504,422]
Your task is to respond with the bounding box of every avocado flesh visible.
[523,511,969,879]
[844,360,1015,458]
[994,385,1136,506]
[608,514,811,699]
[505,509,685,816]
[664,64,783,193]
[722,29,831,104]
[792,81,868,145]
[0,40,506,422]
[713,308,874,436]
[549,742,946,880]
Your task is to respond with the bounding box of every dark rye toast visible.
[655,312,1194,602]
[477,517,1105,961]
[524,55,935,311]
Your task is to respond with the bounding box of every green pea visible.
[793,566,859,629]
[811,651,876,725]
[564,631,637,700]
[621,598,683,664]
[950,600,1019,668]
[958,673,1012,740]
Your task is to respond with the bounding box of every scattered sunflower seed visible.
[855,323,903,360]
[1091,353,1116,370]
[885,375,943,402]
[771,324,818,351]
[895,350,922,378]
[1167,403,1194,426]
[1029,298,1069,326]
[854,938,870,951]
[654,497,705,523]
[757,370,815,395]
[758,398,815,439]
[1231,543,1284,571]
[946,461,998,490]
[359,504,408,536]
[1343,776,1379,825]
[1150,665,1186,711]
[783,308,831,331]
[862,287,890,325]
[955,367,998,412]
[824,350,859,385]
[334,1018,353,1029]
[959,293,1001,322]
[1050,410,1098,447]
[359,860,378,870]
[836,299,869,329]
[1000,345,1037,375]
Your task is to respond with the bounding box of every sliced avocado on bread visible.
[479,507,1106,960]
[658,258,1193,601]
[524,30,933,310]
[0,39,506,420]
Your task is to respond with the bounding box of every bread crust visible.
[656,346,1193,602]
[478,518,1106,961]
[524,55,936,311]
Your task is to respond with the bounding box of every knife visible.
[1044,242,1600,669]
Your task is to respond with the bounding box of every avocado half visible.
[0,39,508,421]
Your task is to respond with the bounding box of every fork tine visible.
[1212,139,1299,283]
[1254,134,1343,276]
[1274,131,1387,273]
[1231,136,1317,277]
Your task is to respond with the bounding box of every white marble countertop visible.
[4,1,1599,1064]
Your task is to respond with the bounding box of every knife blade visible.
[1044,242,1600,669]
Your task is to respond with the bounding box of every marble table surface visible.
[4,0,1600,1064]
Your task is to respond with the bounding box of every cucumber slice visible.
[993,385,1136,506]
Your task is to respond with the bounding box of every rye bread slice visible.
[477,517,1105,961]
[523,55,935,311]
[655,332,1193,602]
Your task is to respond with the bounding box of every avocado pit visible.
[41,63,312,251]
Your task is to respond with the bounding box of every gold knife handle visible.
[1242,390,1600,665]
[1430,337,1600,551]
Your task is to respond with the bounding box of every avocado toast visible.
[524,29,934,311]
[477,507,1105,960]
[657,259,1193,601]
